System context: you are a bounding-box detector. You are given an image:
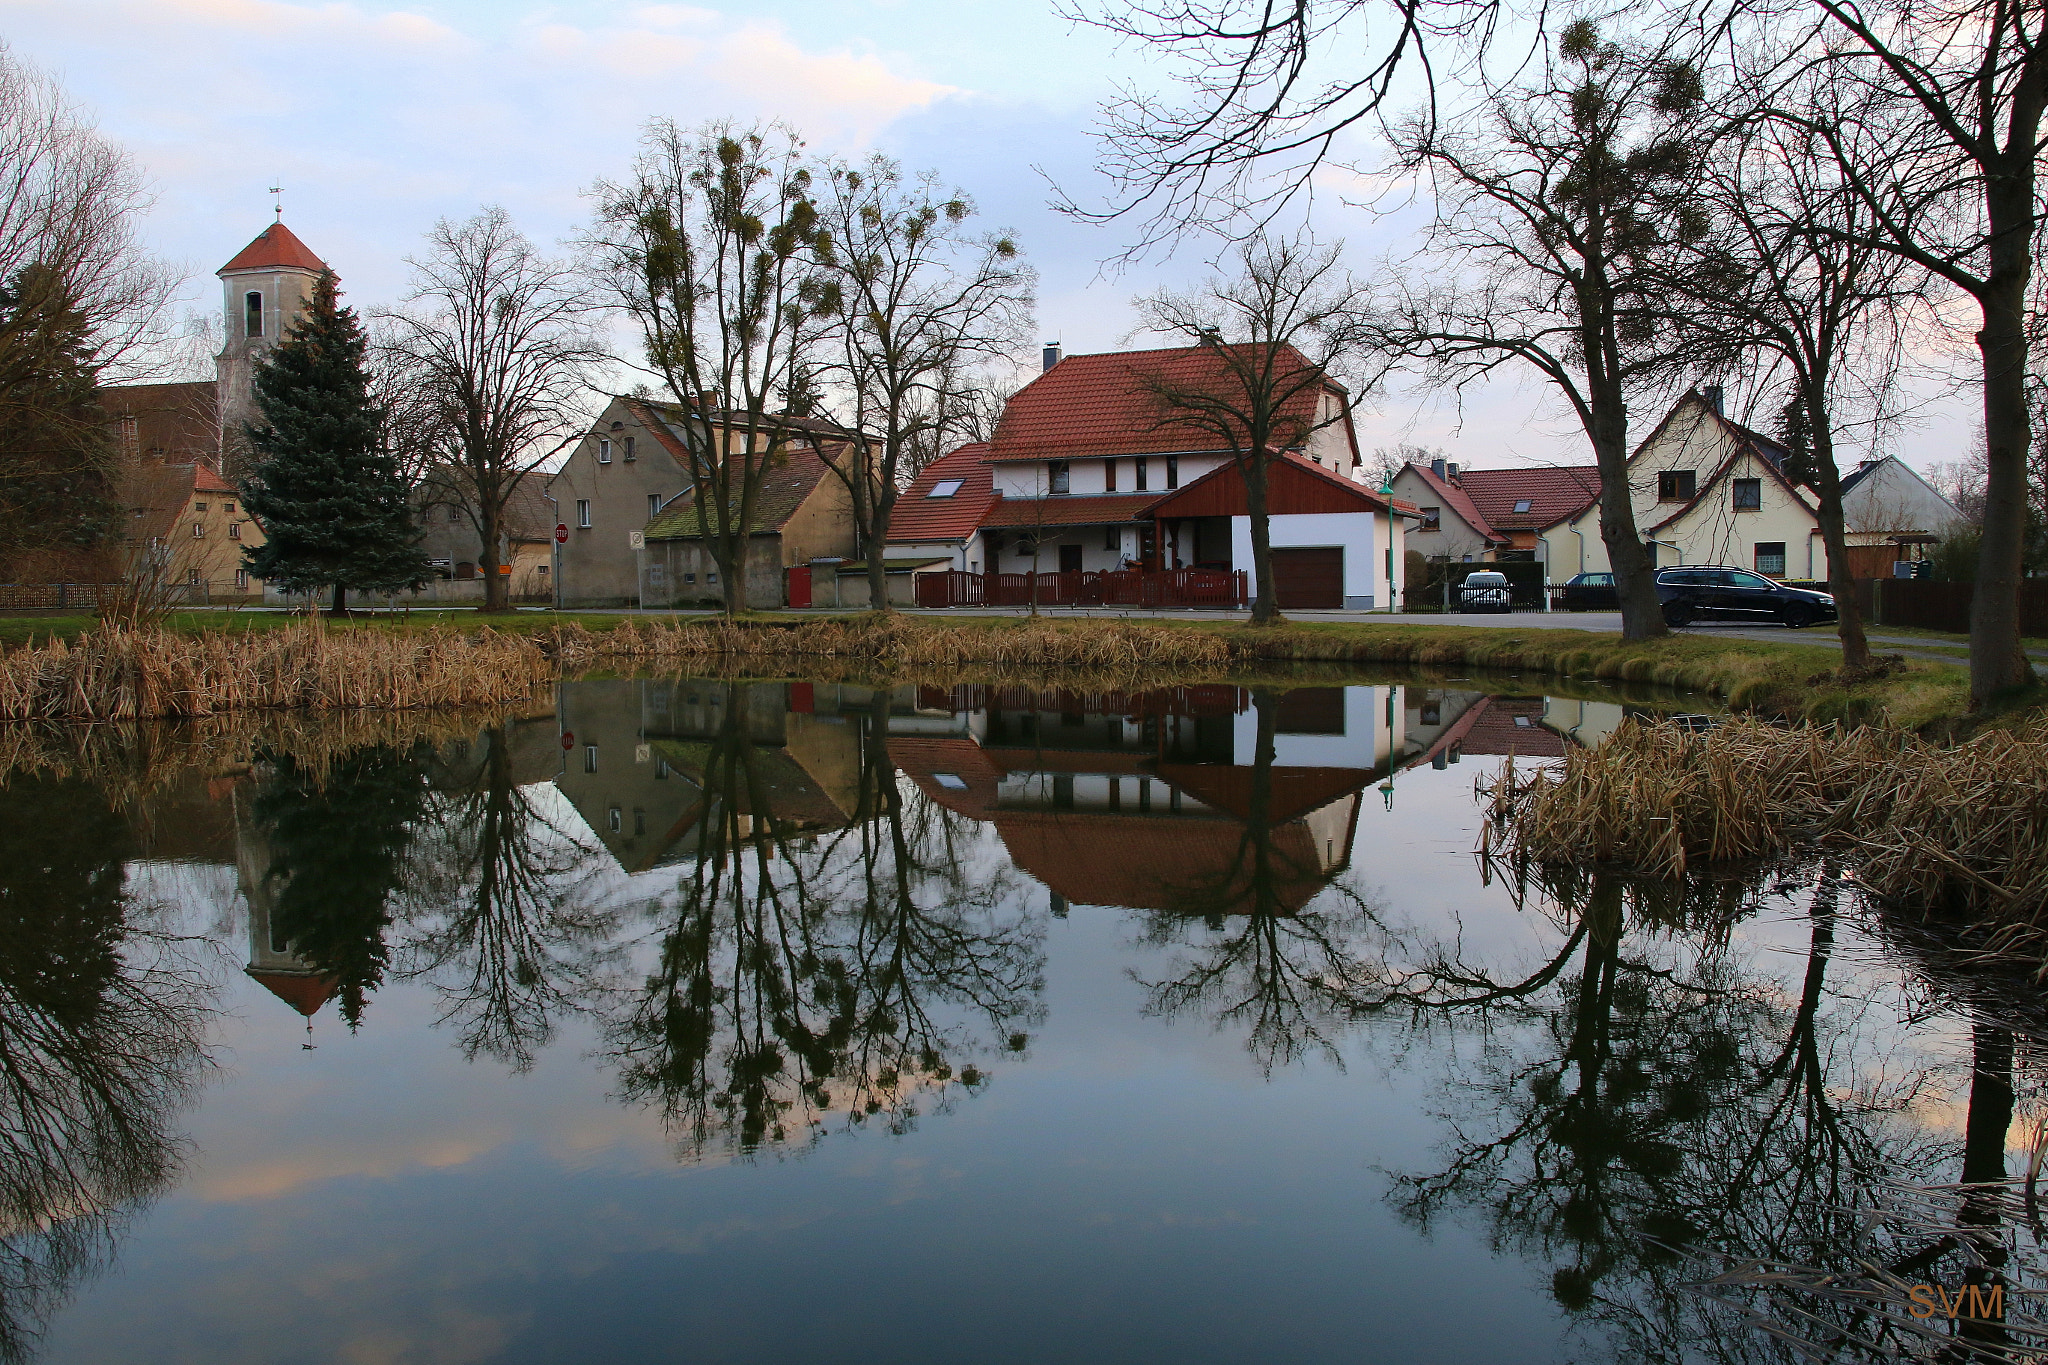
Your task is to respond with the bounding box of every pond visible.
[0,673,2031,1363]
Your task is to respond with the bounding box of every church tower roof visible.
[244,967,339,1017]
[218,221,328,276]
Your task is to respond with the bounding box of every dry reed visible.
[0,620,551,721]
[1485,715,2048,927]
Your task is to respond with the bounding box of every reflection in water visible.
[0,774,207,1363]
[15,675,2048,1363]
[609,683,1043,1158]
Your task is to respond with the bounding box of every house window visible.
[188,568,200,583]
[684,572,695,584]
[1103,459,1117,492]
[597,438,611,464]
[607,807,621,832]
[193,501,208,511]
[707,571,718,584]
[1512,499,1532,514]
[576,499,591,528]
[1732,478,1762,511]
[448,506,461,523]
[648,493,664,519]
[228,522,241,540]
[537,565,548,575]
[1418,506,1441,532]
[633,808,646,835]
[585,745,599,773]
[1105,525,1120,551]
[623,436,636,461]
[224,501,236,513]
[1754,542,1787,576]
[234,569,248,588]
[1658,470,1696,502]
[1048,460,1070,494]
[245,291,263,337]
[1165,456,1179,489]
[927,479,963,498]
[1135,458,1148,492]
[192,522,205,538]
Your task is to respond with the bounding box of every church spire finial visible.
[268,181,282,223]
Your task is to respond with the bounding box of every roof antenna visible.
[269,182,283,223]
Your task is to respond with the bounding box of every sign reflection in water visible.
[4,676,2035,1364]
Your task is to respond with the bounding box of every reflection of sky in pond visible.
[13,678,1994,1364]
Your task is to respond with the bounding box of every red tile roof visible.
[1401,462,1501,541]
[989,344,1330,463]
[979,491,1163,529]
[1149,450,1415,519]
[996,810,1335,914]
[191,463,235,494]
[888,443,996,543]
[245,968,337,1018]
[888,735,1006,818]
[1454,465,1601,532]
[1458,698,1570,758]
[218,221,329,275]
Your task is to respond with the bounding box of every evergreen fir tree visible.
[240,271,429,613]
[0,264,117,578]
[1776,396,1819,490]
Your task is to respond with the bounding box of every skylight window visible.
[927,479,964,498]
[932,773,968,790]
[1513,499,1533,513]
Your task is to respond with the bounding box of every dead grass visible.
[1485,714,2048,933]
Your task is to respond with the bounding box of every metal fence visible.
[915,568,1248,610]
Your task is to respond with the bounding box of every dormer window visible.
[927,479,963,498]
[1512,499,1532,514]
[244,291,263,338]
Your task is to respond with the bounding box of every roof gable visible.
[1401,463,1504,542]
[644,441,842,539]
[989,344,1331,464]
[218,221,329,275]
[1149,450,1411,519]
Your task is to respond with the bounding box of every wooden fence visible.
[915,568,1248,610]
[1849,578,2048,635]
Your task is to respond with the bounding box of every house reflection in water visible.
[891,685,1399,918]
[552,679,872,872]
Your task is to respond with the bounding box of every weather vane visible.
[268,182,282,222]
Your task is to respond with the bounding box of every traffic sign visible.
[555,523,570,543]
[560,731,574,750]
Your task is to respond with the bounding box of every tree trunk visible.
[719,543,743,615]
[867,461,893,615]
[1589,397,1666,640]
[1806,410,1872,670]
[479,493,509,613]
[1972,216,2039,703]
[1246,457,1283,626]
[330,581,347,617]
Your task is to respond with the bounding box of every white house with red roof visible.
[887,343,1417,610]
[1392,457,1601,565]
[1538,390,1829,581]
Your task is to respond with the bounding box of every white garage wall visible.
[1228,512,1380,609]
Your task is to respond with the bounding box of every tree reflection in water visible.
[610,684,1043,1159]
[0,774,208,1363]
[1376,859,1950,1361]
[399,726,622,1071]
[249,743,433,1028]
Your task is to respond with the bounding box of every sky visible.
[3,0,1976,472]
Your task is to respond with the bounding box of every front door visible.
[1059,543,1084,574]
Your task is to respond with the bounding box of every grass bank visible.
[0,609,2010,728]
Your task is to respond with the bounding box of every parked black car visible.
[1558,571,1618,611]
[1655,566,1837,628]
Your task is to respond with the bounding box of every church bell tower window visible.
[245,291,263,338]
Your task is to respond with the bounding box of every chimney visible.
[1041,342,1062,373]
[1431,457,1447,480]
[1198,327,1222,347]
[1703,384,1724,416]
[1447,462,1461,481]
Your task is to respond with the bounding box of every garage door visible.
[1272,548,1344,609]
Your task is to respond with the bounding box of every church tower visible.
[214,219,329,473]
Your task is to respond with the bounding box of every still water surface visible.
[0,676,2017,1362]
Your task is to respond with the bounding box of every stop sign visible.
[555,523,569,543]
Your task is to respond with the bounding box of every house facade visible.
[1839,457,1965,576]
[546,397,695,608]
[1538,391,1828,581]
[416,475,555,601]
[1389,459,1509,564]
[641,440,856,609]
[119,460,268,599]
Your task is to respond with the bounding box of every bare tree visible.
[586,121,830,615]
[803,157,1034,612]
[1767,0,2048,702]
[1675,81,1926,669]
[1132,234,1373,625]
[1365,441,1447,489]
[378,208,606,613]
[1372,23,1712,640]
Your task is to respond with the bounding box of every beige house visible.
[643,441,856,608]
[119,460,267,600]
[415,474,555,601]
[1539,391,1828,581]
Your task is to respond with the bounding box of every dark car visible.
[1558,571,1618,611]
[1654,566,1837,628]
